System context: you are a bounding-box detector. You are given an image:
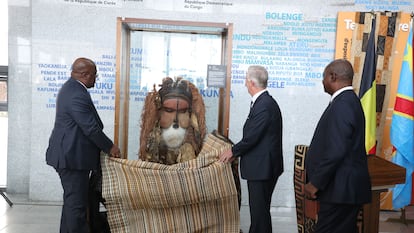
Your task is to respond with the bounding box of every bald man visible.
[46,57,120,233]
[305,59,371,233]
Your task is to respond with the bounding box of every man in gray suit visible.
[220,65,283,233]
[46,57,121,233]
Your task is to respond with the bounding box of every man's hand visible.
[219,149,235,163]
[304,182,318,200]
[109,144,121,158]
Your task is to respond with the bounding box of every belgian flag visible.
[359,18,377,155]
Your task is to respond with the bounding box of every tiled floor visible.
[0,193,413,233]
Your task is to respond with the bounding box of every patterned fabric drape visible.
[349,11,407,210]
[349,11,401,155]
[101,133,240,233]
[294,145,317,233]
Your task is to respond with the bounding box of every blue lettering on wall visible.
[265,12,303,20]
[94,83,113,89]
[131,48,143,55]
[233,34,251,41]
[305,72,322,79]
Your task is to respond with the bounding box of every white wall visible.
[0,1,8,66]
[7,0,414,208]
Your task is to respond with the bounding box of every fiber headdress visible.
[139,77,206,164]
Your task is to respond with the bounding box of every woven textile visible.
[101,133,240,233]
[350,12,401,153]
[294,145,318,233]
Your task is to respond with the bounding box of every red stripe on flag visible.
[394,96,414,118]
[368,145,376,155]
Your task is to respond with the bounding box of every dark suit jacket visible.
[46,78,113,170]
[232,91,283,181]
[305,90,371,204]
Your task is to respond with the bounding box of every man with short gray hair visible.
[220,65,284,233]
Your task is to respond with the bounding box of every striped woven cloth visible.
[101,133,240,233]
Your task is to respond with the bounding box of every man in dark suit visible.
[219,65,283,233]
[46,57,121,233]
[305,59,371,233]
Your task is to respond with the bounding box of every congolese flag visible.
[359,18,377,155]
[391,22,414,209]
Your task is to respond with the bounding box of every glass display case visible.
[114,18,233,159]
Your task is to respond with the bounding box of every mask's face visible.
[159,98,191,130]
[159,98,191,148]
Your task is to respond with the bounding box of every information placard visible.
[207,64,227,88]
